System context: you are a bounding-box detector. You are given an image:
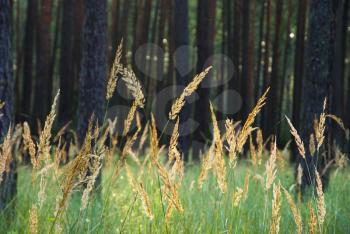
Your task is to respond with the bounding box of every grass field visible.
[1,157,349,233]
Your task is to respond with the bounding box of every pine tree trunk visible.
[331,0,347,151]
[59,0,75,126]
[0,0,16,212]
[230,0,241,119]
[291,0,307,162]
[77,0,107,143]
[34,0,52,127]
[241,0,255,120]
[73,0,83,93]
[193,0,216,159]
[279,0,292,133]
[255,0,265,102]
[120,0,130,65]
[266,0,283,138]
[20,0,37,123]
[261,0,271,133]
[174,0,190,158]
[133,0,152,82]
[299,0,336,189]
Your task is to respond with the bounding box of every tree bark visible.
[279,0,293,134]
[233,0,241,92]
[255,0,265,102]
[266,0,283,138]
[241,0,255,120]
[58,0,75,126]
[331,0,348,151]
[77,0,107,143]
[120,0,130,65]
[33,0,52,127]
[193,0,216,158]
[174,0,190,158]
[261,0,271,133]
[291,0,307,162]
[0,0,16,212]
[133,0,152,81]
[20,0,37,123]
[73,0,84,94]
[299,0,336,189]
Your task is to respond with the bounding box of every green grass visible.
[1,159,350,233]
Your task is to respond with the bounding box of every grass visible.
[1,158,349,233]
[1,45,349,234]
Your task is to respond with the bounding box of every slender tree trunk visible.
[291,0,307,162]
[73,0,83,92]
[193,0,216,158]
[331,0,348,150]
[145,0,159,112]
[20,0,37,123]
[111,0,130,107]
[156,0,166,84]
[58,0,74,126]
[218,0,228,120]
[299,0,336,190]
[279,0,292,131]
[77,0,107,143]
[49,0,61,83]
[34,0,52,127]
[266,0,283,138]
[241,0,255,120]
[174,0,190,158]
[134,0,152,82]
[233,0,241,92]
[0,0,16,212]
[120,0,130,65]
[167,0,175,86]
[256,0,265,102]
[110,0,121,60]
[14,0,22,122]
[261,0,271,133]
[132,0,141,72]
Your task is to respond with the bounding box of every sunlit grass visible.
[2,158,349,233]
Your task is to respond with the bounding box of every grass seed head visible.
[169,66,212,120]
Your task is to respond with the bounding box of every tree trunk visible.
[291,0,307,162]
[120,0,130,65]
[299,0,336,190]
[110,0,121,57]
[266,0,283,138]
[77,0,107,143]
[241,0,255,120]
[167,0,175,86]
[255,0,265,102]
[279,0,292,134]
[156,0,167,85]
[233,0,241,92]
[261,0,271,133]
[20,0,37,123]
[14,0,22,123]
[34,0,52,127]
[145,0,159,113]
[193,0,216,158]
[133,0,152,81]
[0,0,16,212]
[331,0,348,151]
[73,0,84,94]
[174,0,190,158]
[58,0,75,126]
